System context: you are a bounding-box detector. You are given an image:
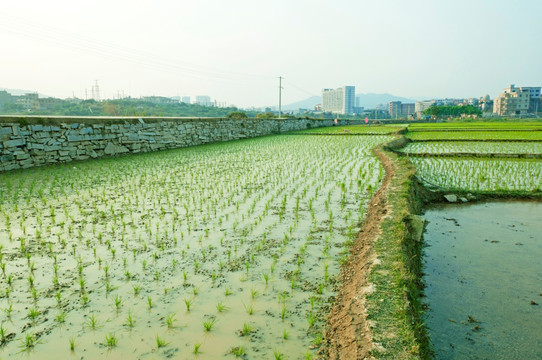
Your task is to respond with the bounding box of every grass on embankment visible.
[366,139,433,359]
[368,133,541,359]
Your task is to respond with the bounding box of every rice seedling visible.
[203,318,217,332]
[240,322,254,336]
[216,302,226,313]
[280,305,287,320]
[231,346,246,357]
[84,314,100,330]
[104,333,118,348]
[0,325,8,344]
[19,333,37,351]
[250,288,258,299]
[244,303,254,315]
[56,311,67,323]
[307,312,317,328]
[184,298,193,312]
[273,349,285,360]
[156,334,168,348]
[27,307,40,322]
[124,311,135,328]
[165,313,177,328]
[192,343,202,355]
[69,337,75,351]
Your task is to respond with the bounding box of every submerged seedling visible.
[104,333,118,348]
[156,334,168,348]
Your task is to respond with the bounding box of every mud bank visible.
[322,138,432,359]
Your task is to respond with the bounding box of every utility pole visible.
[278,76,283,118]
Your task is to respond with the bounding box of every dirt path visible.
[323,146,396,360]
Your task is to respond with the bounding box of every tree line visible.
[423,104,482,117]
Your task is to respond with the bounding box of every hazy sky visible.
[1,0,541,107]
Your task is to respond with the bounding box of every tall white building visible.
[321,86,355,114]
[181,96,191,104]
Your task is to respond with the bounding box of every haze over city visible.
[1,0,541,107]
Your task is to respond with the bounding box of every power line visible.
[0,12,273,84]
[283,79,319,98]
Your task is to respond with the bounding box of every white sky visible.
[0,0,540,107]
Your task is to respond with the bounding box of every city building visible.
[321,86,355,114]
[388,101,415,118]
[38,97,63,110]
[195,95,212,107]
[415,100,436,118]
[493,84,540,116]
[181,96,191,104]
[0,90,15,109]
[141,96,177,104]
[478,94,494,113]
[16,93,40,111]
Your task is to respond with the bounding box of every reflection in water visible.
[422,201,542,359]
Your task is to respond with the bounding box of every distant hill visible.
[0,87,50,98]
[280,93,418,111]
[280,96,321,111]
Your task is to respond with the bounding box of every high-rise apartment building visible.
[321,86,355,114]
[181,96,191,104]
[493,84,540,115]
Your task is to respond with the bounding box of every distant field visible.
[408,121,542,132]
[294,124,403,135]
[406,131,542,141]
[401,141,542,155]
[404,122,542,192]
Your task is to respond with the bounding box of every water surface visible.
[422,201,542,359]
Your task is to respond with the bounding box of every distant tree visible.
[226,111,248,119]
[423,105,481,118]
[255,112,276,119]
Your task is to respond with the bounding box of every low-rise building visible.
[388,101,415,118]
[493,84,538,116]
[16,93,40,110]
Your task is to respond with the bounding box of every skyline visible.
[1,0,541,108]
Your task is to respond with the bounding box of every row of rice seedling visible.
[294,124,403,135]
[0,133,392,359]
[400,141,542,155]
[406,131,542,141]
[410,157,542,192]
[408,121,542,131]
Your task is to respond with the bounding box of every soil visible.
[323,146,396,359]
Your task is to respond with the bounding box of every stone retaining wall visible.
[0,117,362,172]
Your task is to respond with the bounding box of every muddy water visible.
[422,201,542,359]
[0,134,391,359]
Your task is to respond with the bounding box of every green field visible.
[404,122,542,193]
[294,124,403,135]
[408,121,542,131]
[0,133,392,359]
[400,141,542,155]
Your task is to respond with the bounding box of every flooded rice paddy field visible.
[0,134,392,359]
[401,141,542,155]
[422,201,542,359]
[410,157,542,192]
